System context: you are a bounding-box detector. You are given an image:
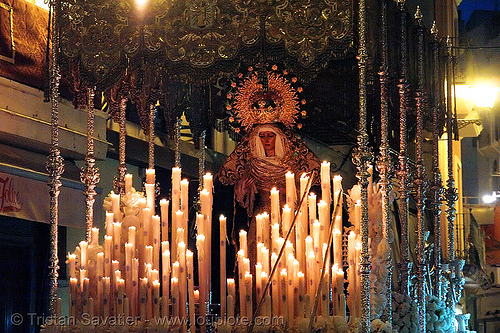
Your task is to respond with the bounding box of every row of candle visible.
[229,161,363,324]
[68,168,215,332]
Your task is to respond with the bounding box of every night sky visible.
[458,0,499,23]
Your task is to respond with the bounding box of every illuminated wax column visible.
[347,231,358,318]
[111,193,121,222]
[145,183,155,214]
[308,193,316,232]
[333,175,343,230]
[196,234,208,328]
[271,187,280,227]
[285,171,296,213]
[186,250,195,332]
[227,278,236,319]
[318,200,329,246]
[177,242,187,320]
[125,173,133,194]
[219,215,227,317]
[160,199,169,244]
[171,167,181,262]
[333,224,342,268]
[321,161,331,212]
[79,241,88,270]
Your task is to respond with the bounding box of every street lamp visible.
[471,84,499,109]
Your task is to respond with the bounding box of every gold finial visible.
[396,0,406,10]
[431,21,438,35]
[415,6,423,24]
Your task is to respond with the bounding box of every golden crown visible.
[226,66,306,131]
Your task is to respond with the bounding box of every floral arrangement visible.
[425,295,455,333]
[392,291,418,333]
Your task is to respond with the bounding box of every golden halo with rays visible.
[231,71,301,130]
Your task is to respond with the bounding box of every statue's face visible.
[259,131,276,156]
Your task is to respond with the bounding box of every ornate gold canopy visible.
[58,0,354,87]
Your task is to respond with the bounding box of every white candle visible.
[68,253,76,279]
[140,277,148,320]
[91,227,99,245]
[69,277,78,318]
[282,204,292,238]
[113,222,122,264]
[152,214,161,247]
[239,230,248,256]
[318,200,329,246]
[333,227,343,267]
[203,173,213,195]
[308,193,316,231]
[162,248,170,306]
[347,231,357,317]
[104,236,112,277]
[227,278,235,319]
[256,262,263,305]
[79,241,88,270]
[220,215,227,317]
[102,277,110,318]
[321,161,331,208]
[262,212,270,250]
[125,173,133,194]
[145,183,155,214]
[280,269,288,323]
[111,193,121,221]
[132,258,139,316]
[271,187,280,226]
[152,280,160,318]
[271,223,280,254]
[245,272,253,320]
[297,271,306,318]
[125,243,133,296]
[271,253,279,315]
[171,277,179,318]
[128,226,136,253]
[178,242,187,320]
[354,200,361,235]
[285,171,296,213]
[146,168,155,185]
[186,250,195,330]
[160,199,169,243]
[105,212,114,237]
[117,278,125,315]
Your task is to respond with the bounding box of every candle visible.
[145,245,153,265]
[307,251,316,302]
[103,277,110,318]
[132,258,139,316]
[144,180,155,217]
[203,173,213,196]
[297,271,305,318]
[280,269,288,323]
[333,175,343,229]
[160,199,169,243]
[256,214,263,244]
[220,215,227,317]
[128,226,136,254]
[333,226,342,267]
[69,277,78,318]
[79,241,88,271]
[117,278,125,315]
[271,253,279,315]
[239,230,248,256]
[140,278,148,320]
[152,280,160,318]
[186,250,195,331]
[162,248,170,302]
[105,212,114,237]
[318,200,329,246]
[282,204,292,238]
[171,277,179,318]
[125,173,133,193]
[146,168,155,185]
[178,242,187,320]
[285,171,296,213]
[321,161,331,208]
[271,223,280,254]
[347,231,357,318]
[262,212,270,249]
[271,187,280,226]
[113,222,122,264]
[68,253,76,278]
[111,193,121,221]
[308,193,316,231]
[261,246,270,276]
[354,200,361,235]
[180,178,189,218]
[82,277,90,314]
[91,227,99,245]
[104,236,112,280]
[297,176,308,271]
[245,272,253,320]
[125,243,133,296]
[312,220,321,254]
[256,262,263,305]
[172,167,181,211]
[196,235,207,328]
[227,278,235,319]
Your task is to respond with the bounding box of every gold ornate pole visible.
[46,0,64,316]
[80,87,100,242]
[396,0,411,296]
[445,36,458,263]
[354,0,372,328]
[377,0,393,324]
[149,104,155,169]
[113,98,128,194]
[175,117,181,168]
[414,7,427,331]
[431,22,444,300]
